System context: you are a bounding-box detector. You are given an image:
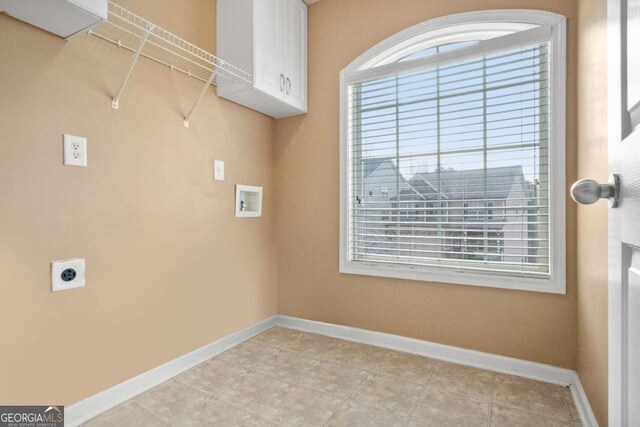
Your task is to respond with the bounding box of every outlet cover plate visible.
[51,258,85,292]
[214,160,225,181]
[63,134,87,167]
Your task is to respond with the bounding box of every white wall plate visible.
[63,134,87,167]
[214,160,225,181]
[51,258,85,292]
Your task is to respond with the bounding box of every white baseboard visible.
[275,315,599,427]
[570,371,600,427]
[277,315,575,384]
[64,316,278,427]
[65,314,598,427]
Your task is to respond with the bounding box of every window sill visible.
[339,260,566,294]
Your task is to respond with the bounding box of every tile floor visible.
[83,327,582,426]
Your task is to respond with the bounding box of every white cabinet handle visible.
[280,74,285,92]
[286,77,291,94]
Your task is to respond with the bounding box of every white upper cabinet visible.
[217,0,308,118]
[253,0,286,100]
[283,0,307,111]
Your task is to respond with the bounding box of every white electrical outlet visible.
[214,160,225,181]
[63,134,87,167]
[51,259,85,292]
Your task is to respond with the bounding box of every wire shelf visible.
[87,1,253,126]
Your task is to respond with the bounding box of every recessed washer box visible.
[235,185,263,217]
[51,258,85,292]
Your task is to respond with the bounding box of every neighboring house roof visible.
[362,164,534,233]
[400,165,527,201]
[361,158,409,195]
[362,158,395,180]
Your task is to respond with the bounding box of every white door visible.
[608,0,640,425]
[254,0,285,100]
[283,0,307,111]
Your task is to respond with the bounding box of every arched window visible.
[339,10,566,294]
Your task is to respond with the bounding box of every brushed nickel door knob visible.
[571,174,619,208]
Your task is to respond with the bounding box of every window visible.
[340,10,566,293]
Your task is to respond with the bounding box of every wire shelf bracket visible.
[184,69,218,128]
[87,1,253,126]
[111,22,153,109]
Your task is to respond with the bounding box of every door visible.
[254,0,285,100]
[609,0,640,425]
[283,0,307,111]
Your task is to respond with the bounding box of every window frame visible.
[339,10,567,294]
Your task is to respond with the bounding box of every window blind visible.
[347,42,551,278]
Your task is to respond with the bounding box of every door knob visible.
[570,174,619,208]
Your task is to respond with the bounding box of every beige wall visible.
[0,0,609,416]
[275,0,579,369]
[576,0,609,424]
[0,0,277,405]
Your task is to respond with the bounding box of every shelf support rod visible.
[183,69,218,127]
[112,24,154,109]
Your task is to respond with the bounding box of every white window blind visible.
[347,42,551,279]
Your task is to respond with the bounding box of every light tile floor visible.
[83,327,582,426]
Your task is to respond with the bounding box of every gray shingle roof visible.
[362,158,391,180]
[402,165,527,201]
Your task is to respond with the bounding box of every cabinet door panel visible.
[284,0,307,111]
[254,0,285,100]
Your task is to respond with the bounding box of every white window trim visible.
[339,9,567,294]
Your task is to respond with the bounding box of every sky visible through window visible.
[352,41,548,188]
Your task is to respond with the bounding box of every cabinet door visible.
[254,0,285,100]
[283,0,307,111]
